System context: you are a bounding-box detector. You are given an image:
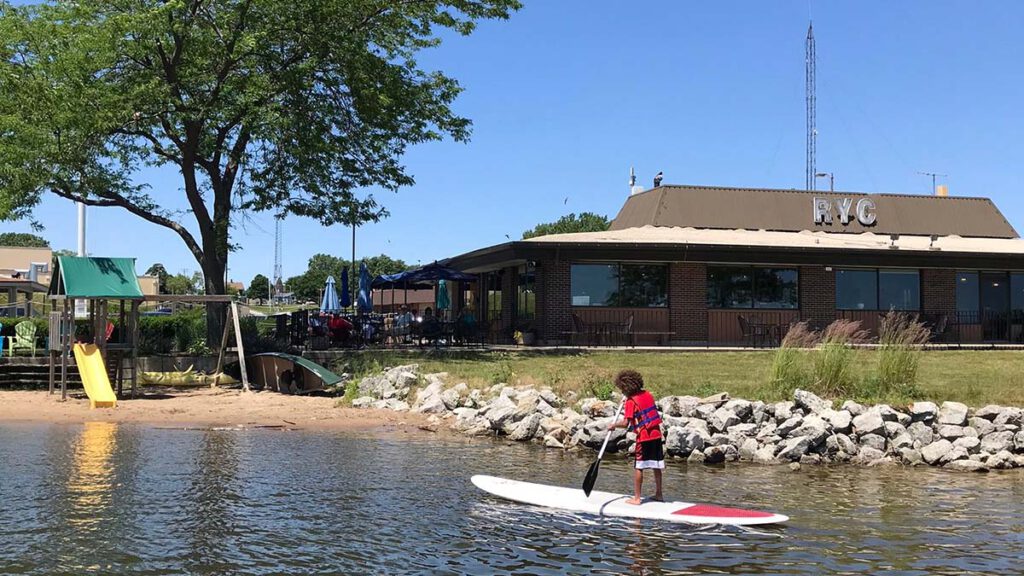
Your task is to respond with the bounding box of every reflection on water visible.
[67,422,117,532]
[0,424,1023,575]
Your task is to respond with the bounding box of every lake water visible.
[1,422,1023,575]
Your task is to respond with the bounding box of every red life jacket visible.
[626,390,662,442]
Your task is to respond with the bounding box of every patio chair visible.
[928,314,949,343]
[570,313,589,345]
[615,314,634,346]
[737,315,767,348]
[9,321,37,357]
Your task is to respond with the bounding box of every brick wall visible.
[501,266,516,333]
[669,262,707,343]
[538,259,571,342]
[921,268,956,315]
[800,265,835,327]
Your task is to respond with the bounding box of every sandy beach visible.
[0,388,440,433]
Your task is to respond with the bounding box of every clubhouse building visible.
[447,184,1024,345]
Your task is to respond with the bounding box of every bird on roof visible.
[653,171,663,187]
[504,234,510,239]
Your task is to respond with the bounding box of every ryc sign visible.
[813,197,876,227]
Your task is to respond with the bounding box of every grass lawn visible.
[332,349,1024,407]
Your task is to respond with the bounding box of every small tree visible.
[522,213,610,239]
[145,263,169,293]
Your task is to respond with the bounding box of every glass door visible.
[980,272,1009,340]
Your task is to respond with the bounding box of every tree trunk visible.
[202,248,228,353]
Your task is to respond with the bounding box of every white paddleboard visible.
[471,475,788,526]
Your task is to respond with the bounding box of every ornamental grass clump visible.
[812,319,869,398]
[766,321,818,399]
[872,311,930,399]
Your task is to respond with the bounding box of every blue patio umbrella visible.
[340,267,352,309]
[357,261,373,313]
[436,279,450,310]
[320,275,340,312]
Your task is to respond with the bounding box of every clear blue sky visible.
[6,1,1024,286]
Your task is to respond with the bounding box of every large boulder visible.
[852,411,885,437]
[658,395,700,417]
[665,426,705,458]
[703,446,727,464]
[773,401,796,422]
[371,399,409,411]
[753,445,778,464]
[907,421,934,448]
[710,408,740,433]
[794,389,831,414]
[937,425,966,440]
[859,434,887,453]
[981,431,1015,454]
[776,415,804,437]
[1015,431,1024,451]
[883,421,907,439]
[899,448,924,465]
[938,402,969,426]
[723,399,753,421]
[974,405,1006,421]
[890,433,914,451]
[969,417,995,437]
[987,450,1019,470]
[777,435,814,461]
[841,400,866,416]
[952,436,981,454]
[822,409,853,434]
[739,438,759,461]
[944,460,989,473]
[508,413,543,441]
[826,433,859,457]
[910,401,939,422]
[993,408,1023,427]
[921,439,954,465]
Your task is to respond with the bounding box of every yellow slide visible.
[72,344,118,409]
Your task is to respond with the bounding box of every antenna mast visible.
[273,216,283,292]
[806,22,816,191]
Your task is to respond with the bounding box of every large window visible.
[836,268,920,311]
[707,266,798,309]
[956,271,979,313]
[570,263,667,307]
[483,271,502,321]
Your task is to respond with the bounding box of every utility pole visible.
[917,171,947,195]
[806,22,816,191]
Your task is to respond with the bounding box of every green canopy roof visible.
[49,256,144,299]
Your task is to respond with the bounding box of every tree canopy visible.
[285,253,407,302]
[145,263,169,293]
[522,212,610,239]
[0,0,519,340]
[0,232,48,247]
[247,273,270,301]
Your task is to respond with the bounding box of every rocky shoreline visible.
[351,365,1024,472]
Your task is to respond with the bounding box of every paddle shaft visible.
[595,399,625,462]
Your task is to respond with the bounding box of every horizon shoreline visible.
[0,388,441,434]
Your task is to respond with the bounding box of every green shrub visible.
[582,367,615,400]
[811,319,869,397]
[490,359,516,385]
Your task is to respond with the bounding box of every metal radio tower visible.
[273,216,283,291]
[805,22,816,191]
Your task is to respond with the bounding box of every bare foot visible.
[625,497,643,505]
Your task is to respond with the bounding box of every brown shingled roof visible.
[610,185,1018,238]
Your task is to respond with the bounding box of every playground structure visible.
[48,256,250,406]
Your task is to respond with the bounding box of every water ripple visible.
[1,423,1023,574]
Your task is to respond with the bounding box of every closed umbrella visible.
[320,275,340,312]
[436,279,450,311]
[340,268,352,309]
[357,261,373,313]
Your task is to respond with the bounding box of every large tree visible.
[145,263,169,293]
[522,212,610,239]
[0,0,519,343]
[246,273,270,301]
[0,232,48,247]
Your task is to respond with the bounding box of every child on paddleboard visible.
[607,369,664,505]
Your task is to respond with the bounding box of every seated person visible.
[455,306,477,343]
[327,314,354,345]
[394,305,414,337]
[419,306,442,343]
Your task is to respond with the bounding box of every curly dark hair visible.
[614,369,644,397]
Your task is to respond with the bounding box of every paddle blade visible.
[582,460,601,496]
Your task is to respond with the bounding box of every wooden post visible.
[60,299,68,401]
[131,300,139,398]
[214,309,231,388]
[231,301,249,392]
